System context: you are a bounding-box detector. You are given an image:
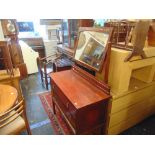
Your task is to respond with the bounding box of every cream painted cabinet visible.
[19,40,38,74]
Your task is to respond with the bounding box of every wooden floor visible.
[21,73,155,135]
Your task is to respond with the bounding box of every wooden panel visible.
[132,65,155,83]
[109,99,150,128]
[108,47,155,95]
[111,85,153,114]
[107,82,155,134]
[108,111,148,134]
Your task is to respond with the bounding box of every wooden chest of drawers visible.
[50,66,111,134]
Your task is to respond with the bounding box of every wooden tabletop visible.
[0,84,18,114]
[50,70,110,109]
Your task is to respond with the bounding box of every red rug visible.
[38,91,73,135]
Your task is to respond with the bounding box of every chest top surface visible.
[50,69,110,109]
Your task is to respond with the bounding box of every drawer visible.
[53,93,76,129]
[52,81,76,128]
[52,82,71,110]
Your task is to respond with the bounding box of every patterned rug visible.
[38,91,73,135]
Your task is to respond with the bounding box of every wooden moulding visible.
[72,65,110,95]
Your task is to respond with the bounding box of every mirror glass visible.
[75,30,109,71]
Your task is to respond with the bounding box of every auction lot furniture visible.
[50,66,111,134]
[106,47,155,134]
[50,27,113,134]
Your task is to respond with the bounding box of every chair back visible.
[0,99,24,128]
[0,98,31,134]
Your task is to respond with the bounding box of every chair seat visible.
[0,111,26,135]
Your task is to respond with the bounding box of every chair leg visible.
[40,71,43,83]
[22,100,32,135]
[24,112,32,135]
[45,74,48,90]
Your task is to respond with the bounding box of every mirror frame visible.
[74,27,113,73]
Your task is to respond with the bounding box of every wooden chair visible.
[37,53,62,90]
[0,98,31,135]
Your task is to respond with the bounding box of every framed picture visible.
[17,22,34,32]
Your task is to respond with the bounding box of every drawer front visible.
[53,92,76,129]
[52,80,76,129]
[52,81,71,110]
